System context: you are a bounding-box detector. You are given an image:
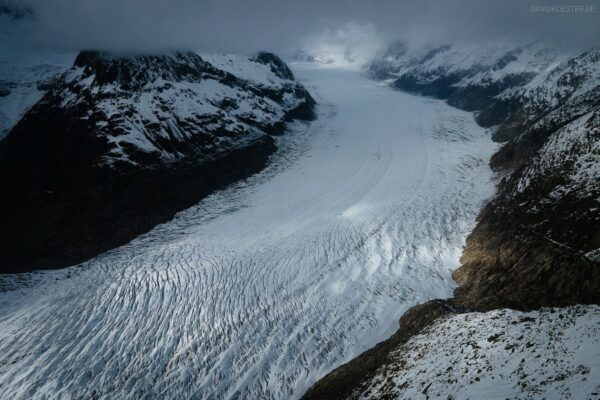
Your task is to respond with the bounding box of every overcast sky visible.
[10,0,600,55]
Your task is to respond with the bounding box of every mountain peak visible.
[251,52,295,81]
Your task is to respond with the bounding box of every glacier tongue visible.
[0,64,497,399]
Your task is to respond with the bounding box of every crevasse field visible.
[0,63,497,399]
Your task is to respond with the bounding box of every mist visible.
[8,0,600,57]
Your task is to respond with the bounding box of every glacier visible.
[0,63,497,399]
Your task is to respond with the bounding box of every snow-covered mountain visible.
[367,41,566,111]
[46,51,314,168]
[305,42,600,399]
[0,50,315,272]
[367,41,600,301]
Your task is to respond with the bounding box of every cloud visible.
[296,23,385,67]
[13,0,600,54]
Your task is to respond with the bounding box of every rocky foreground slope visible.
[0,51,315,273]
[304,42,600,399]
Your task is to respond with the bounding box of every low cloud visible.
[12,0,600,55]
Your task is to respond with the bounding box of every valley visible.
[0,63,497,399]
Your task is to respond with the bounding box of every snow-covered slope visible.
[367,41,569,111]
[367,41,600,131]
[368,40,564,86]
[515,110,600,202]
[500,48,600,113]
[475,48,600,272]
[367,41,600,146]
[0,65,496,399]
[357,305,600,399]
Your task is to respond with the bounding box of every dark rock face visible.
[454,212,600,311]
[0,128,275,272]
[0,51,315,273]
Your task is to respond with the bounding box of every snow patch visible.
[359,305,600,400]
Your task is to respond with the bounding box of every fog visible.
[8,0,600,56]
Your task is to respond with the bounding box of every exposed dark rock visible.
[454,213,600,311]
